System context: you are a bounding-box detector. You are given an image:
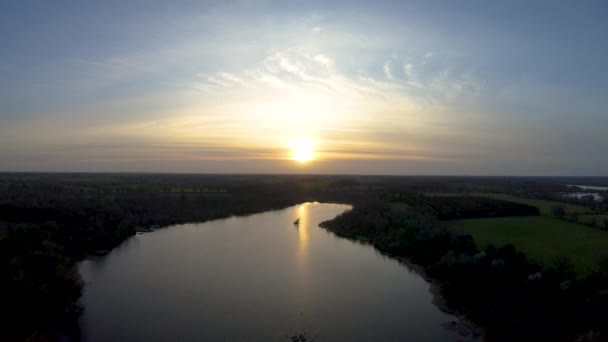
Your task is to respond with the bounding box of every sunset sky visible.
[1,1,607,175]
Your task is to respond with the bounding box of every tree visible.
[552,256,576,280]
[551,205,565,219]
[569,212,579,223]
[597,254,608,277]
[589,216,597,227]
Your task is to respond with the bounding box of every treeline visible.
[378,175,608,210]
[549,204,608,232]
[391,194,540,220]
[320,200,608,341]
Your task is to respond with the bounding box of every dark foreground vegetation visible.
[1,173,607,341]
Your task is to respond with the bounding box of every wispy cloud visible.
[383,62,394,80]
[2,2,607,174]
[197,49,481,104]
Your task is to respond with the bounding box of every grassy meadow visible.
[447,216,608,276]
[428,192,608,276]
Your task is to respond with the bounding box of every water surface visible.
[79,203,460,341]
[562,192,604,201]
[567,184,608,191]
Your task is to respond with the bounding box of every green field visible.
[468,193,591,216]
[580,214,608,227]
[447,216,608,276]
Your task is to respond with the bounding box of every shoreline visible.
[395,256,484,340]
[319,220,485,340]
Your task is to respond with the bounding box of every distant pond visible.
[77,203,463,341]
[567,184,608,191]
[564,185,607,202]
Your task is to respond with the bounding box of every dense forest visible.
[390,193,540,219]
[1,173,607,341]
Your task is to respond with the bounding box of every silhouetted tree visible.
[552,256,576,280]
[551,205,565,219]
[589,216,597,227]
[569,212,580,223]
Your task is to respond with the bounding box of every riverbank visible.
[397,257,483,340]
[320,218,484,340]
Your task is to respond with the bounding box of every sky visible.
[0,1,607,175]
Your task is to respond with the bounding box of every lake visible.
[562,192,604,201]
[78,202,463,341]
[567,185,608,191]
[563,185,606,201]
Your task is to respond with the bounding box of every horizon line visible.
[0,171,607,178]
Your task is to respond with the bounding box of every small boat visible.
[293,218,300,225]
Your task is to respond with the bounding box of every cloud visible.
[1,1,607,174]
[135,48,487,169]
[404,63,414,78]
[198,48,481,104]
[1,29,489,173]
[383,62,394,79]
[313,54,332,66]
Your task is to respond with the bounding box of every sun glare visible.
[289,137,315,163]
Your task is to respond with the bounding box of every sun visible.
[289,137,316,163]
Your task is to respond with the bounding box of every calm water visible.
[567,184,608,191]
[562,185,607,202]
[78,203,461,341]
[562,192,604,201]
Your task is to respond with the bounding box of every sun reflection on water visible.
[294,203,312,310]
[297,203,309,245]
